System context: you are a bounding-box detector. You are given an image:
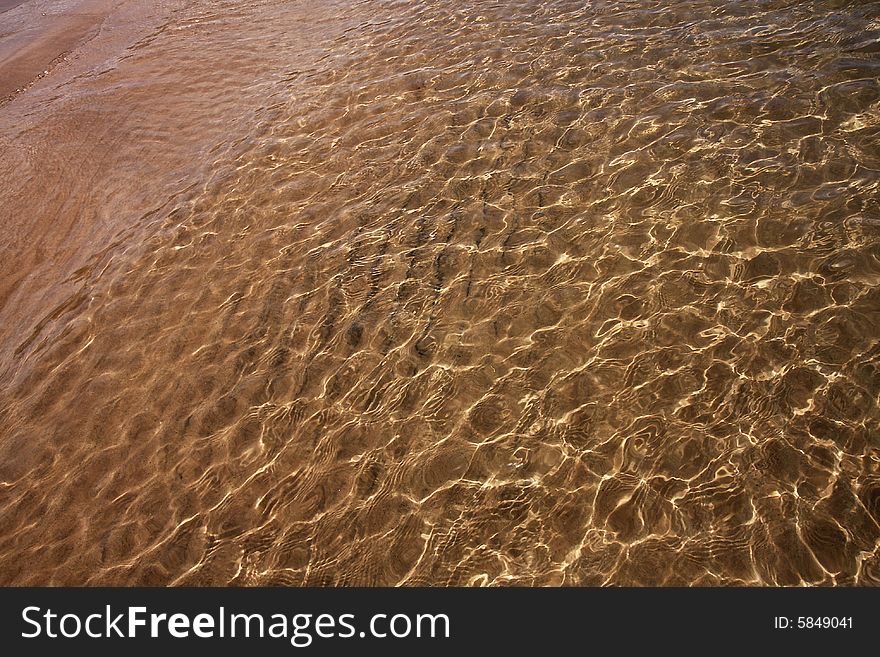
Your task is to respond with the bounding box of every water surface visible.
[0,0,879,586]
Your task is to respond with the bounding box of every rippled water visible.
[1,0,879,586]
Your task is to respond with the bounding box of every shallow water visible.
[0,0,879,586]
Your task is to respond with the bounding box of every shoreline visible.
[0,0,28,13]
[0,1,114,101]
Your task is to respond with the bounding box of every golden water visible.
[1,0,879,585]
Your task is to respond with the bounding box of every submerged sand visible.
[0,0,879,586]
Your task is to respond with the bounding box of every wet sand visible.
[0,1,27,12]
[1,0,879,586]
[0,1,111,100]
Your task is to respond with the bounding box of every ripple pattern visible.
[1,0,879,586]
